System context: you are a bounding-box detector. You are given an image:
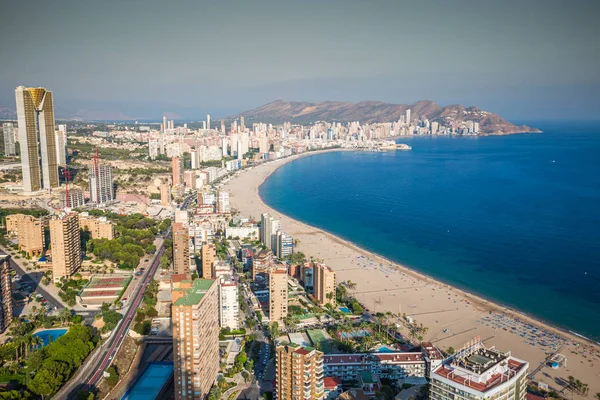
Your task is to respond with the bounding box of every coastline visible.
[222,150,600,396]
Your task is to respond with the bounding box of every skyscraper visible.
[206,114,211,130]
[0,255,14,334]
[89,164,114,204]
[49,212,81,283]
[261,213,280,251]
[172,156,183,186]
[406,108,411,126]
[172,278,219,400]
[55,124,67,165]
[2,123,16,156]
[217,190,230,213]
[275,231,293,259]
[313,263,336,307]
[275,343,324,400]
[173,223,190,275]
[15,86,59,192]
[269,266,288,324]
[218,275,239,329]
[163,115,167,133]
[201,243,215,279]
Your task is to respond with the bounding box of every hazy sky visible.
[1,0,599,120]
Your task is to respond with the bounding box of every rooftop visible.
[173,279,215,306]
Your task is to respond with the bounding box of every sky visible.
[1,0,599,121]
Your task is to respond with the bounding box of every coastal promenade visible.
[222,151,600,399]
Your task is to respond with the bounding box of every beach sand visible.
[222,151,600,398]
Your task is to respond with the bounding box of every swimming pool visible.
[121,362,174,400]
[339,307,351,314]
[33,328,67,347]
[376,346,395,353]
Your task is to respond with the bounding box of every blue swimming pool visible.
[376,346,395,353]
[33,328,67,347]
[122,362,174,400]
[339,306,351,314]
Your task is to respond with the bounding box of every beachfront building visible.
[49,212,81,282]
[275,343,325,400]
[422,342,445,378]
[430,340,528,400]
[260,213,280,251]
[0,255,14,333]
[323,352,426,382]
[218,275,239,329]
[313,262,336,307]
[269,266,288,324]
[201,243,215,279]
[172,279,219,400]
[217,190,230,213]
[275,230,293,259]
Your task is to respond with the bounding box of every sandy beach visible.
[222,150,600,398]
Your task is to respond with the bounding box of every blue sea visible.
[260,122,600,341]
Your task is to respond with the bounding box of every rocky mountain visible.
[232,100,540,135]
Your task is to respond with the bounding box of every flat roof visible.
[174,278,215,306]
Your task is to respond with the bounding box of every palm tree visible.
[61,307,71,326]
[31,335,43,351]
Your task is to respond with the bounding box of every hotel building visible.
[172,279,219,400]
[430,340,528,400]
[323,352,426,382]
[49,212,81,282]
[15,86,59,192]
[0,255,14,333]
[313,262,336,307]
[275,343,324,400]
[269,266,288,324]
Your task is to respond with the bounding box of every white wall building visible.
[218,275,239,329]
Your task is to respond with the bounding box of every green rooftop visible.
[359,371,377,384]
[174,279,215,306]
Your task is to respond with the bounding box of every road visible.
[0,247,65,312]
[55,242,166,399]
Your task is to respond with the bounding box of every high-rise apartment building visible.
[275,231,293,259]
[275,343,324,400]
[61,188,85,209]
[206,114,211,130]
[5,214,45,258]
[201,243,215,279]
[173,223,190,275]
[0,255,14,333]
[89,164,114,204]
[218,275,239,329]
[160,180,171,206]
[261,213,280,251]
[430,340,528,400]
[55,124,67,165]
[2,123,16,156]
[172,279,219,400]
[49,212,81,282]
[172,156,183,186]
[15,86,59,192]
[217,191,230,213]
[313,263,336,307]
[269,266,288,324]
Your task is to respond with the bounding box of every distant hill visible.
[231,100,540,135]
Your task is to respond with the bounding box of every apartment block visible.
[89,163,114,204]
[49,213,81,282]
[269,266,288,324]
[172,279,219,400]
[218,275,239,329]
[430,341,528,400]
[173,223,190,275]
[0,256,14,333]
[201,243,215,279]
[313,263,336,307]
[324,352,426,382]
[275,343,324,400]
[6,214,45,258]
[79,214,115,240]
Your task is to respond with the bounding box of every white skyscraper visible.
[206,114,211,130]
[15,86,59,192]
[406,109,411,126]
[218,275,239,329]
[55,124,67,165]
[90,164,114,204]
[2,123,16,156]
[162,115,167,133]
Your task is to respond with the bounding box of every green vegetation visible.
[160,238,173,269]
[133,280,159,335]
[101,309,123,333]
[287,251,306,265]
[105,366,119,387]
[85,212,159,269]
[58,277,89,307]
[219,327,247,339]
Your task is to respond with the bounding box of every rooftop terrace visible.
[173,278,215,306]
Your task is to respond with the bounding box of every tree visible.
[269,322,280,339]
[446,346,456,355]
[105,366,119,387]
[28,369,62,399]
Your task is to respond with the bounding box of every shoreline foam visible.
[222,149,600,397]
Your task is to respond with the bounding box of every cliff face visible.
[232,100,540,135]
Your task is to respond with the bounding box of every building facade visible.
[0,255,14,333]
[430,341,528,400]
[172,156,183,186]
[15,86,59,191]
[6,214,45,258]
[269,266,288,324]
[79,214,115,240]
[2,122,16,156]
[172,279,219,400]
[49,213,81,282]
[89,164,114,204]
[275,231,293,259]
[61,188,85,209]
[313,263,336,307]
[275,343,324,400]
[55,124,67,165]
[260,213,280,252]
[173,223,191,275]
[201,243,215,279]
[324,352,426,382]
[218,275,239,329]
